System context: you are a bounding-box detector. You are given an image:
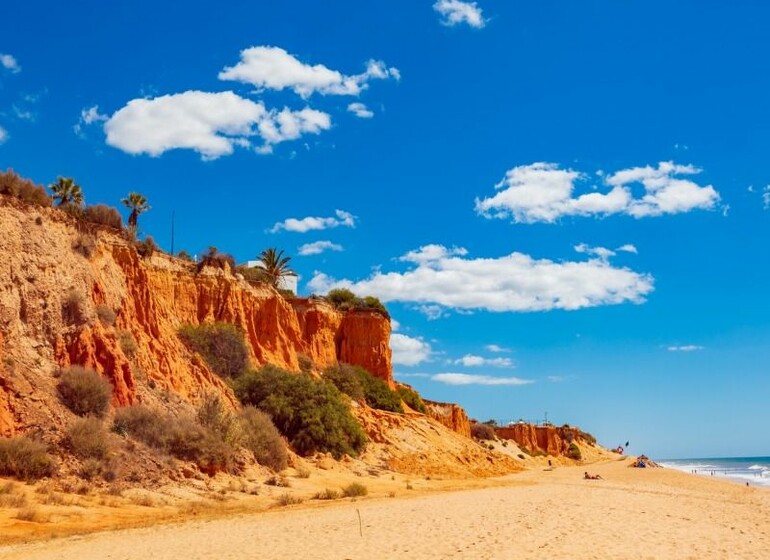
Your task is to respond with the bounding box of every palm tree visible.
[121,192,150,230]
[49,177,84,207]
[258,248,294,289]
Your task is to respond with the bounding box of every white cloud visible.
[308,244,654,314]
[763,186,770,210]
[390,318,401,332]
[667,345,704,352]
[431,373,532,386]
[103,91,330,159]
[391,333,432,366]
[218,46,399,99]
[271,209,356,233]
[574,243,616,261]
[298,240,343,256]
[475,161,721,223]
[74,105,108,136]
[485,344,510,353]
[433,0,487,28]
[0,54,20,73]
[347,102,374,118]
[617,244,638,254]
[0,126,7,144]
[454,354,514,367]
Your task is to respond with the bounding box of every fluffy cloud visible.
[0,54,20,73]
[74,105,108,136]
[308,244,654,314]
[347,102,374,118]
[433,0,487,28]
[431,373,532,386]
[298,240,343,256]
[391,334,432,366]
[103,91,330,159]
[271,209,356,233]
[219,46,399,98]
[485,344,510,353]
[764,186,770,210]
[574,243,638,261]
[667,345,704,352]
[454,354,514,367]
[475,162,721,223]
[0,126,7,144]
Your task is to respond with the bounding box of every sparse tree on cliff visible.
[258,248,295,289]
[49,176,84,207]
[121,192,150,231]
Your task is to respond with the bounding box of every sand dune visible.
[1,458,768,560]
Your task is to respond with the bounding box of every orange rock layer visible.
[424,400,471,438]
[494,424,582,456]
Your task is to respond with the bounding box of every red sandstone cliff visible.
[0,200,392,435]
[494,424,583,456]
[424,400,471,438]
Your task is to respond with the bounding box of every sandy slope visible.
[2,458,768,560]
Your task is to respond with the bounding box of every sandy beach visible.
[1,458,767,560]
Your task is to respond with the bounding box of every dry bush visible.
[198,247,235,272]
[297,353,314,373]
[82,204,123,229]
[274,493,303,507]
[57,366,113,417]
[312,488,341,500]
[197,394,242,446]
[295,466,310,479]
[0,169,51,207]
[113,405,234,474]
[62,289,88,325]
[15,506,50,523]
[117,330,138,358]
[470,422,496,441]
[265,474,290,487]
[135,236,157,259]
[0,437,56,481]
[342,482,368,497]
[96,304,117,327]
[66,417,111,459]
[238,406,288,471]
[72,233,96,258]
[0,482,27,508]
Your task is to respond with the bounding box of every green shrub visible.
[342,482,368,497]
[323,363,365,402]
[82,204,123,230]
[578,430,597,446]
[57,366,112,417]
[66,417,110,459]
[567,442,582,460]
[297,353,313,373]
[72,233,96,258]
[325,363,403,413]
[470,422,496,441]
[178,323,249,378]
[396,385,426,413]
[233,365,367,459]
[96,304,117,327]
[176,250,193,261]
[0,437,56,480]
[326,289,389,317]
[238,406,288,471]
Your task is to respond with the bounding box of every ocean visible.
[660,456,770,488]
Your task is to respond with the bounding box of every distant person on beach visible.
[584,472,603,480]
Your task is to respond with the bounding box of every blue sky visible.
[2,1,769,459]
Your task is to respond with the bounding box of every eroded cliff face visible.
[0,200,392,435]
[424,400,471,438]
[494,424,582,456]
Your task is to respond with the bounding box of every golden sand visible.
[1,457,768,559]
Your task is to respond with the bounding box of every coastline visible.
[1,457,768,559]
